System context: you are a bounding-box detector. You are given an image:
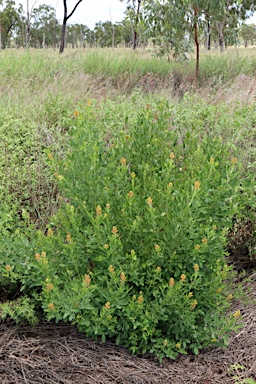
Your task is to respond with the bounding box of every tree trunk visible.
[60,0,83,54]
[194,7,199,85]
[207,19,211,50]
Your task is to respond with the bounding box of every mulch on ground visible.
[0,273,255,384]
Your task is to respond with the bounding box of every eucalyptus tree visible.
[144,0,227,82]
[120,0,142,49]
[0,0,24,48]
[31,4,58,48]
[59,0,83,53]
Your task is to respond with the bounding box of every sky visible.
[17,0,127,29]
[14,1,256,29]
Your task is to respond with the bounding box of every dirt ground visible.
[0,272,255,384]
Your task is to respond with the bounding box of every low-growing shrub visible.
[18,99,247,361]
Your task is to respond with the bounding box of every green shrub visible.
[20,99,246,361]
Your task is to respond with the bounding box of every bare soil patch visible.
[0,273,255,384]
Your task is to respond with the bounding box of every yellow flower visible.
[212,225,217,230]
[131,172,136,179]
[233,310,241,318]
[112,226,118,235]
[210,157,214,163]
[211,338,217,343]
[46,283,54,291]
[35,253,41,261]
[41,252,46,257]
[125,134,130,140]
[48,153,53,160]
[121,157,127,166]
[47,228,53,237]
[169,152,175,159]
[108,265,115,273]
[107,315,112,319]
[156,266,162,272]
[176,343,181,349]
[216,288,222,293]
[231,157,237,164]
[194,244,201,251]
[155,244,160,251]
[168,182,173,188]
[120,272,126,282]
[84,274,91,286]
[147,196,153,206]
[104,244,109,250]
[137,295,144,304]
[227,294,233,300]
[5,265,11,272]
[96,205,102,216]
[188,292,193,298]
[128,191,134,198]
[104,302,111,309]
[53,172,59,178]
[193,264,199,272]
[163,339,168,346]
[202,237,208,244]
[74,110,79,118]
[169,278,175,287]
[180,274,186,282]
[87,100,92,107]
[66,233,72,243]
[194,181,200,190]
[48,303,55,310]
[191,300,198,309]
[106,203,110,210]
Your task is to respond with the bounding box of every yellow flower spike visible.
[168,182,173,188]
[169,152,175,159]
[87,100,92,107]
[176,343,181,349]
[96,205,102,216]
[163,340,168,347]
[41,252,46,257]
[66,233,72,243]
[194,244,201,251]
[155,244,160,251]
[5,265,11,272]
[233,310,241,318]
[194,181,201,190]
[231,157,237,164]
[191,300,198,309]
[35,253,41,261]
[104,302,111,309]
[47,228,53,237]
[193,264,199,272]
[169,278,175,287]
[216,288,222,293]
[106,203,110,210]
[180,274,186,282]
[107,315,112,320]
[211,338,217,343]
[147,196,153,206]
[188,292,193,298]
[210,157,214,163]
[48,153,53,160]
[121,157,127,166]
[120,272,126,282]
[156,266,162,272]
[74,110,79,118]
[212,225,217,230]
[131,172,136,179]
[227,294,233,300]
[137,295,144,304]
[104,244,109,250]
[108,265,115,273]
[202,238,208,244]
[48,303,55,310]
[112,226,118,235]
[46,283,54,291]
[84,274,91,286]
[125,134,130,140]
[128,191,134,198]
